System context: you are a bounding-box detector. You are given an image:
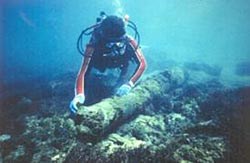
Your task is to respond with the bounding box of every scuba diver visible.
[70,12,147,113]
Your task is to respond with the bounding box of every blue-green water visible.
[1,0,250,84]
[1,2,250,162]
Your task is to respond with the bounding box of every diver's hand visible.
[116,84,132,96]
[69,94,85,114]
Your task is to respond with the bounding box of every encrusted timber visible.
[76,68,185,141]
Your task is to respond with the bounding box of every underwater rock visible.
[235,61,250,76]
[0,95,35,135]
[75,68,186,141]
[18,96,32,105]
[199,87,250,163]
[97,133,146,157]
[184,62,222,77]
[3,68,250,162]
[2,115,78,163]
[172,136,226,162]
[186,71,223,92]
[3,145,26,162]
[166,113,191,133]
[118,115,167,145]
[170,66,186,86]
[0,134,11,142]
[173,98,199,120]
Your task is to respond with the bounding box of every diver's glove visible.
[116,84,132,96]
[69,94,85,114]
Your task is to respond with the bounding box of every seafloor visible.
[0,62,250,163]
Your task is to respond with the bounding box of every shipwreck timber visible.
[76,68,186,141]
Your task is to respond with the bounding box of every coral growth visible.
[1,67,250,163]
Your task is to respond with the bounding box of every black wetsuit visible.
[84,36,140,105]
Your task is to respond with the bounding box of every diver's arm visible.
[116,39,146,96]
[70,45,94,113]
[75,45,94,95]
[128,38,147,87]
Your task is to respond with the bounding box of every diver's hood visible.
[99,15,126,42]
[77,12,140,56]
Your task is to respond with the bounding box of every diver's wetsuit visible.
[75,36,146,106]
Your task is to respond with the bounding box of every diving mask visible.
[105,41,126,56]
